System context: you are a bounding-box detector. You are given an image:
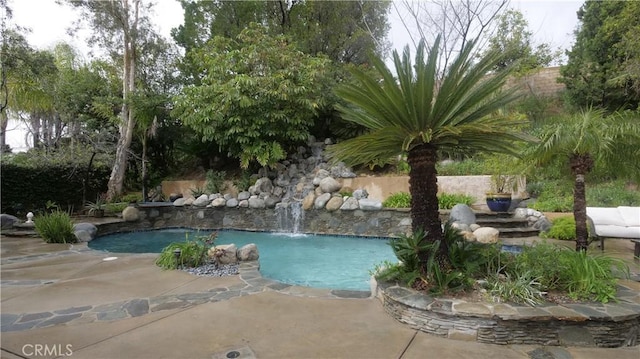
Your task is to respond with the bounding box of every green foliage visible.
[484,9,560,75]
[233,171,254,192]
[558,250,628,303]
[376,229,429,286]
[1,151,111,215]
[437,193,475,210]
[34,211,76,244]
[190,186,206,198]
[383,192,474,210]
[560,1,640,111]
[119,193,143,203]
[435,159,486,176]
[105,202,128,214]
[541,216,576,241]
[487,272,545,306]
[509,243,629,303]
[205,170,227,194]
[155,232,217,270]
[586,180,640,206]
[172,24,329,169]
[382,192,411,208]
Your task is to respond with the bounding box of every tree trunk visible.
[407,143,447,268]
[0,110,8,152]
[106,0,139,201]
[573,173,589,251]
[141,136,148,202]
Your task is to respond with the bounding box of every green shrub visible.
[383,192,411,208]
[155,232,217,270]
[383,192,474,210]
[510,243,629,303]
[438,193,474,209]
[105,202,128,214]
[435,158,486,175]
[119,193,142,203]
[34,211,76,244]
[586,180,640,206]
[376,229,428,287]
[205,170,227,194]
[557,249,628,303]
[234,171,253,192]
[541,216,576,241]
[190,186,206,198]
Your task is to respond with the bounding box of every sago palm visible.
[327,37,533,269]
[530,109,640,251]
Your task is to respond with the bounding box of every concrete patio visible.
[1,233,639,359]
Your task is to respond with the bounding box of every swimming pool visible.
[89,229,397,291]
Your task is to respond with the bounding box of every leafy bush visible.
[586,180,640,206]
[541,216,576,241]
[119,193,142,203]
[155,232,217,270]
[383,192,411,208]
[205,170,227,194]
[234,171,253,192]
[376,229,429,286]
[34,211,76,244]
[438,193,474,209]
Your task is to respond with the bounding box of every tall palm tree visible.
[327,37,533,268]
[530,109,640,251]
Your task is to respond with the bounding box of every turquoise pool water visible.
[89,229,397,291]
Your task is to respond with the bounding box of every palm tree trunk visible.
[407,143,446,266]
[573,173,589,251]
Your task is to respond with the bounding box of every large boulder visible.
[302,192,315,210]
[325,196,343,211]
[237,191,251,201]
[352,189,368,200]
[474,227,500,244]
[73,222,98,242]
[173,197,186,206]
[314,192,332,209]
[264,196,280,209]
[1,214,19,229]
[211,198,227,207]
[449,204,476,225]
[226,198,239,207]
[122,206,140,222]
[319,177,341,193]
[237,243,259,261]
[248,198,266,209]
[208,244,238,264]
[250,177,273,195]
[193,194,211,207]
[359,198,382,211]
[340,197,359,210]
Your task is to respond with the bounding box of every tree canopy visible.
[172,24,329,169]
[561,0,640,111]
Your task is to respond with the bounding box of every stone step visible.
[498,227,540,238]
[476,217,529,229]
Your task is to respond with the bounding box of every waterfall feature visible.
[275,201,304,234]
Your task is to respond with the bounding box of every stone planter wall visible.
[376,280,640,348]
[97,205,413,238]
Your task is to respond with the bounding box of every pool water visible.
[89,229,397,291]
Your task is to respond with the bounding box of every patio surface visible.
[1,231,639,359]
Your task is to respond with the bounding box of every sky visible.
[5,0,584,151]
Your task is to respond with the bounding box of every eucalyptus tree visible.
[529,109,640,251]
[65,0,156,200]
[327,37,532,267]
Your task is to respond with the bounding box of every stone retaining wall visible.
[97,205,413,238]
[376,280,640,347]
